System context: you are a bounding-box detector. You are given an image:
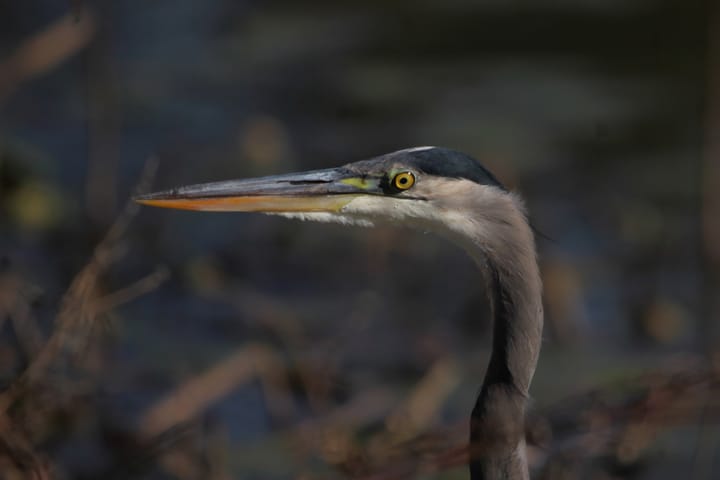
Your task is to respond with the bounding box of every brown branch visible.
[138,344,295,439]
[0,158,161,414]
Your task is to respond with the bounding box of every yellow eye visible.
[392,172,415,190]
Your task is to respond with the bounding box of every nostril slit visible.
[289,180,328,185]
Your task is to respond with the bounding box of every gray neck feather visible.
[436,186,543,480]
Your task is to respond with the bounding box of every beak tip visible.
[133,195,155,206]
[134,193,176,209]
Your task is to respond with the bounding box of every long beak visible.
[134,167,380,213]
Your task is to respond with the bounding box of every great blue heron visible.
[136,146,543,480]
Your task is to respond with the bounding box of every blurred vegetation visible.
[0,0,718,479]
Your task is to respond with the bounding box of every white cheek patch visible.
[341,196,390,216]
[342,195,448,231]
[266,212,375,227]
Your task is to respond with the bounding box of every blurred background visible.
[1,0,718,478]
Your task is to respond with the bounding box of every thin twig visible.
[0,157,161,413]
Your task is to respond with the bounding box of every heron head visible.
[135,146,513,235]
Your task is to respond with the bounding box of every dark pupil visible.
[399,177,407,184]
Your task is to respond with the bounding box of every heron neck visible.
[482,255,542,399]
[468,255,540,480]
[456,202,543,480]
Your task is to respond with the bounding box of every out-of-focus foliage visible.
[0,0,717,479]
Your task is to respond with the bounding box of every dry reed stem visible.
[0,275,43,359]
[0,158,162,412]
[0,9,96,102]
[0,158,164,478]
[89,267,170,315]
[138,343,294,439]
[217,286,342,414]
[385,357,461,441]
